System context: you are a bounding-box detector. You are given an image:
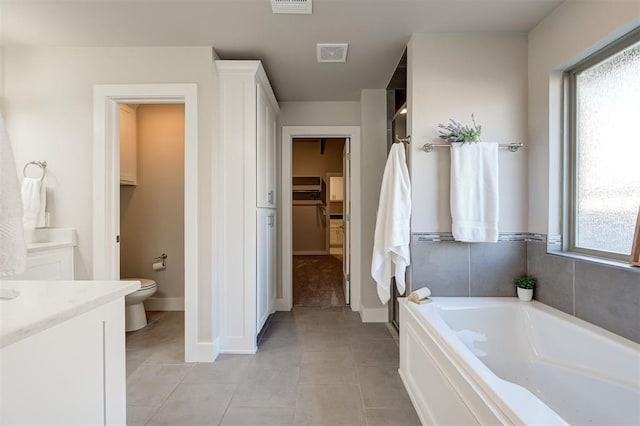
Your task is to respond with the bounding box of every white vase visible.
[517,287,533,302]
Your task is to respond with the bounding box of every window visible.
[567,29,640,261]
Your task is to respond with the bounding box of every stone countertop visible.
[0,280,140,349]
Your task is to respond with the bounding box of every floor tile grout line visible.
[215,383,239,426]
[354,361,369,426]
[141,370,185,426]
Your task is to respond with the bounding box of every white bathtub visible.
[399,298,640,425]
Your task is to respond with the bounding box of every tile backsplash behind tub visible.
[411,233,527,298]
[528,240,639,343]
[410,233,640,343]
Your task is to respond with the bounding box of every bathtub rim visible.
[416,297,639,353]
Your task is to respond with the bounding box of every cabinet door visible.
[266,100,276,206]
[329,176,344,201]
[2,248,74,280]
[257,209,275,332]
[119,105,137,185]
[256,84,276,208]
[267,211,276,313]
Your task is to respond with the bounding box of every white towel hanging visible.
[371,143,412,304]
[450,142,499,243]
[21,177,46,230]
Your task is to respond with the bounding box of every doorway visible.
[93,84,208,362]
[119,103,185,314]
[291,138,347,306]
[281,126,361,312]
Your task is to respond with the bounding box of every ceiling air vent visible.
[271,0,312,14]
[317,43,349,63]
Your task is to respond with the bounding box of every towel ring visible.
[23,161,47,182]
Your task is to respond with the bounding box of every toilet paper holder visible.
[155,253,168,261]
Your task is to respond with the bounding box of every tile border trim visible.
[412,232,562,244]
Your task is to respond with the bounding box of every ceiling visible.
[0,0,564,101]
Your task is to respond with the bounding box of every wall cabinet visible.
[217,60,279,353]
[329,176,344,201]
[119,104,137,185]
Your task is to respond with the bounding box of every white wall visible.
[0,47,4,112]
[278,102,361,127]
[120,104,185,304]
[359,89,388,312]
[0,48,4,95]
[408,33,528,233]
[527,1,640,234]
[4,46,216,345]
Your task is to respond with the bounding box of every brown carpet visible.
[293,255,346,307]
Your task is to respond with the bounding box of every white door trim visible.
[93,83,208,362]
[279,126,361,312]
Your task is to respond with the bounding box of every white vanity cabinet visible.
[0,280,138,426]
[217,60,279,353]
[20,246,74,280]
[1,228,76,281]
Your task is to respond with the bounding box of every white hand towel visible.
[450,142,499,243]
[21,177,46,229]
[371,143,412,304]
[0,114,27,276]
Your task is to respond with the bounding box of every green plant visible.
[437,114,482,143]
[514,275,536,290]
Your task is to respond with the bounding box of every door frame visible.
[92,84,206,362]
[280,126,361,312]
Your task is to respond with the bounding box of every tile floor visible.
[126,309,421,426]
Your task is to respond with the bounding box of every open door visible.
[342,138,351,304]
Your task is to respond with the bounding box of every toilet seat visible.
[123,278,156,290]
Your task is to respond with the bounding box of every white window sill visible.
[546,248,640,273]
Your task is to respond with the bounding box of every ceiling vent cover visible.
[271,0,312,14]
[317,43,349,63]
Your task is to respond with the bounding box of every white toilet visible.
[123,278,157,332]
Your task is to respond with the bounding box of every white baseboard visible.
[359,306,389,323]
[145,297,184,311]
[293,250,329,255]
[185,340,218,363]
[221,348,258,355]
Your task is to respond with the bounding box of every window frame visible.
[565,28,640,262]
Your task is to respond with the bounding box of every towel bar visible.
[422,143,523,153]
